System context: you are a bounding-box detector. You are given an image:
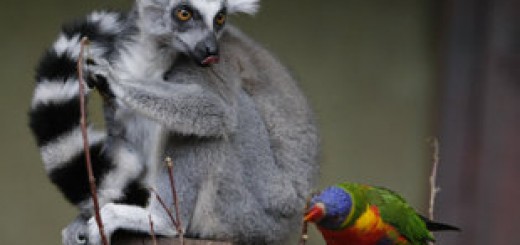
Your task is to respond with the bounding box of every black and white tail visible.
[29,11,125,209]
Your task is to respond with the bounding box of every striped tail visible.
[29,11,125,209]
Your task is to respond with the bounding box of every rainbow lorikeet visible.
[304,182,459,245]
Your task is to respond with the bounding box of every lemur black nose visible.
[194,34,219,66]
[205,42,218,56]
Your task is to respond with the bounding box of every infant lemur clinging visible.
[29,0,319,244]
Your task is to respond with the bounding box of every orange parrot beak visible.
[304,203,326,223]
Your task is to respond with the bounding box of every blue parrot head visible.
[304,186,353,230]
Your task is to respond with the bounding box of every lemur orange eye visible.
[215,12,227,26]
[176,8,193,21]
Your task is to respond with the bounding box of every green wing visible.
[365,186,434,244]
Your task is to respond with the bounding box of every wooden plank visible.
[113,235,232,245]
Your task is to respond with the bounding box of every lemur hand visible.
[85,58,115,99]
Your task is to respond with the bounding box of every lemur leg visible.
[87,203,177,245]
[235,54,319,217]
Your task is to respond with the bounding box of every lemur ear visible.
[136,0,171,35]
[227,0,260,15]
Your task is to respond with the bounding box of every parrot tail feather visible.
[419,215,461,232]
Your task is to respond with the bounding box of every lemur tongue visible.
[201,56,220,66]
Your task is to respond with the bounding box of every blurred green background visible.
[0,0,439,244]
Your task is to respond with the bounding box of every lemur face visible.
[137,0,259,66]
[170,0,227,66]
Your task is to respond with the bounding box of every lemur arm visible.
[106,78,236,137]
[87,52,236,138]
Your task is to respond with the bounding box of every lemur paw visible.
[85,58,116,99]
[86,58,111,79]
[264,183,300,217]
[62,215,89,245]
[266,195,300,218]
[87,204,118,245]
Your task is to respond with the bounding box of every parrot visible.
[304,182,459,245]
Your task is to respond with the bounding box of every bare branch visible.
[299,195,312,245]
[149,214,158,245]
[149,188,179,229]
[428,138,441,245]
[77,36,109,245]
[428,138,441,220]
[166,157,185,245]
[299,221,309,245]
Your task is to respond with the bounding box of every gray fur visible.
[59,1,318,244]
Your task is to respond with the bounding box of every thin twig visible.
[166,157,184,245]
[149,188,179,228]
[428,138,441,245]
[299,221,309,245]
[149,214,158,245]
[299,195,313,245]
[77,36,109,245]
[428,138,441,220]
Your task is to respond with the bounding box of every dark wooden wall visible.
[436,0,520,244]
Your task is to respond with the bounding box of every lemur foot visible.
[264,185,300,218]
[87,203,179,245]
[62,215,90,245]
[87,204,118,245]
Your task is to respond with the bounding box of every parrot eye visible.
[332,215,343,224]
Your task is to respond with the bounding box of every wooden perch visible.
[112,235,232,245]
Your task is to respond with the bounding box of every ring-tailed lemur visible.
[29,0,319,244]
